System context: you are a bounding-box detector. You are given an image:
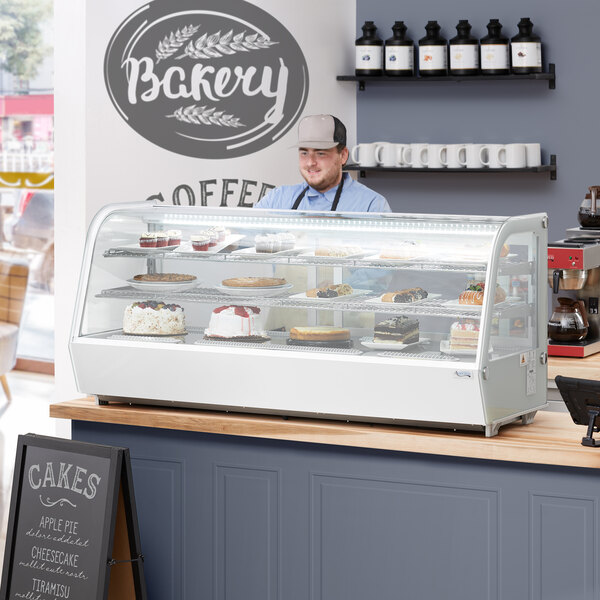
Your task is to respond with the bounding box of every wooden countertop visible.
[51,398,600,470]
[548,353,600,382]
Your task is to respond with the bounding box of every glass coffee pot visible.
[548,297,589,342]
[578,185,600,227]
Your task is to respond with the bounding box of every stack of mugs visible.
[351,142,542,169]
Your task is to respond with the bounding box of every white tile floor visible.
[0,370,56,571]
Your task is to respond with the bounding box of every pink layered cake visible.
[123,301,186,335]
[204,306,269,342]
[449,320,480,350]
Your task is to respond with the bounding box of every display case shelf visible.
[337,64,556,90]
[344,155,557,181]
[97,286,531,319]
[102,246,533,275]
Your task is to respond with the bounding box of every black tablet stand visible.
[555,375,600,447]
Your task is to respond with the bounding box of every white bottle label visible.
[511,42,542,68]
[450,44,479,70]
[385,46,413,71]
[356,45,383,70]
[419,45,447,71]
[480,43,509,70]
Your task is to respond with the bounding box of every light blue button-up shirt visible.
[255,173,391,213]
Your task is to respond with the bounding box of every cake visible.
[132,273,196,282]
[379,241,419,260]
[449,320,480,350]
[123,301,185,335]
[139,233,157,248]
[222,277,286,288]
[255,233,296,253]
[289,326,350,341]
[155,231,168,247]
[166,230,181,246]
[315,245,362,257]
[381,288,428,303]
[374,317,419,344]
[306,284,353,298]
[459,282,506,305]
[213,226,227,241]
[204,305,269,341]
[191,234,211,251]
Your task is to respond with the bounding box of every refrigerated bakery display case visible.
[70,203,548,436]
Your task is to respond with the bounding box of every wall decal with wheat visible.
[176,30,278,60]
[155,25,201,63]
[166,105,245,127]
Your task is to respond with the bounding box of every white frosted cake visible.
[123,301,185,335]
[204,305,269,341]
[254,232,295,253]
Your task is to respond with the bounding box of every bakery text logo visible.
[104,0,309,159]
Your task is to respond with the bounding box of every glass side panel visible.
[79,207,509,364]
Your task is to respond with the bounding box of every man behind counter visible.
[255,114,391,213]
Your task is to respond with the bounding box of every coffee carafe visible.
[578,185,600,228]
[548,297,589,342]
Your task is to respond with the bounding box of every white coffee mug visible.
[440,144,467,168]
[351,143,378,167]
[394,143,410,166]
[480,144,505,169]
[420,143,445,168]
[375,142,396,168]
[498,143,527,168]
[402,143,428,168]
[464,143,486,168]
[525,143,542,167]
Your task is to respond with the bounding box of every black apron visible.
[291,176,345,211]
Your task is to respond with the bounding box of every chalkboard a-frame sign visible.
[0,434,147,600]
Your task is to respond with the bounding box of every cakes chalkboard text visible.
[0,434,147,600]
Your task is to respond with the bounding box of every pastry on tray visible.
[314,245,362,257]
[306,284,353,298]
[133,273,196,282]
[381,288,428,303]
[289,326,351,341]
[449,320,480,350]
[204,305,269,342]
[123,301,185,335]
[374,317,419,344]
[458,282,506,305]
[222,277,286,288]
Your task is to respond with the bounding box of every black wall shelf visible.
[345,154,557,180]
[338,63,555,90]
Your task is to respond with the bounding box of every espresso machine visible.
[548,186,600,357]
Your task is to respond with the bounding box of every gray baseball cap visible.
[293,114,347,149]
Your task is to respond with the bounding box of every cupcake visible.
[155,231,168,247]
[167,229,181,246]
[191,234,211,251]
[213,226,226,242]
[206,228,219,247]
[139,232,157,248]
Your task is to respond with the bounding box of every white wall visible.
[54,0,356,415]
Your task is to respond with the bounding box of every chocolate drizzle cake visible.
[374,317,419,344]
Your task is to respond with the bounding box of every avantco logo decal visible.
[104,0,309,159]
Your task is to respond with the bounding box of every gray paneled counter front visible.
[51,400,600,600]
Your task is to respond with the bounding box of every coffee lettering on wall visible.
[147,178,276,206]
[104,0,309,158]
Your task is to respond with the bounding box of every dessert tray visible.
[363,253,424,263]
[230,246,306,257]
[364,292,442,305]
[114,244,180,254]
[126,278,199,292]
[289,289,372,301]
[215,282,293,297]
[360,337,431,351]
[439,339,492,356]
[298,250,370,260]
[175,234,245,255]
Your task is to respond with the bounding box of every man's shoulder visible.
[345,175,391,212]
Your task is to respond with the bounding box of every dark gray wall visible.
[356,0,596,242]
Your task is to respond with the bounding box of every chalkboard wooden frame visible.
[0,434,147,600]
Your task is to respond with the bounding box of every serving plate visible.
[230,246,306,257]
[439,339,492,356]
[215,283,293,297]
[175,234,245,255]
[364,292,442,305]
[126,278,199,292]
[360,337,430,351]
[289,288,372,301]
[114,244,180,254]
